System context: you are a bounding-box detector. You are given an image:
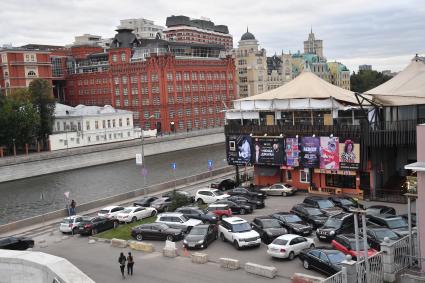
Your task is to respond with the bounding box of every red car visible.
[331,234,378,260]
[206,203,232,219]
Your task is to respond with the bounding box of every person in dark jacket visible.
[118,252,126,279]
[70,200,76,215]
[127,252,134,276]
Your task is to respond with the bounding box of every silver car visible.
[260,183,297,196]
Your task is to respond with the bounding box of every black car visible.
[303,196,343,216]
[0,236,34,250]
[183,224,218,249]
[401,213,416,227]
[290,203,328,229]
[133,196,158,207]
[365,226,400,251]
[271,212,312,236]
[328,196,364,211]
[210,178,237,191]
[131,223,184,242]
[150,197,172,212]
[227,195,265,209]
[299,248,346,276]
[162,190,195,203]
[316,213,354,241]
[77,216,116,236]
[175,206,218,224]
[367,214,410,236]
[366,205,396,217]
[215,200,253,215]
[227,187,266,199]
[251,216,288,244]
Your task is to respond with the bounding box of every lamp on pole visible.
[141,115,155,195]
[350,207,369,283]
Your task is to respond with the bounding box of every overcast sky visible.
[2,0,424,72]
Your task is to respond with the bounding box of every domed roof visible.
[241,28,255,41]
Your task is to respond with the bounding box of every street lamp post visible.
[141,115,155,195]
[351,207,369,283]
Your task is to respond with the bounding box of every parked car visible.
[365,226,400,251]
[303,196,343,216]
[331,234,378,260]
[367,214,410,236]
[271,212,312,236]
[59,215,84,234]
[162,190,195,203]
[210,178,237,191]
[175,206,218,224]
[366,205,396,217]
[206,203,233,219]
[227,195,265,209]
[227,187,266,199]
[97,206,125,220]
[77,216,116,236]
[267,234,315,260]
[218,217,261,250]
[299,248,346,276]
[183,224,218,249]
[133,196,158,207]
[131,223,184,242]
[116,206,157,223]
[401,213,416,227]
[214,199,252,215]
[290,204,328,229]
[260,183,297,196]
[195,188,229,204]
[150,197,172,212]
[251,216,288,244]
[328,196,364,211]
[0,236,34,250]
[316,213,355,242]
[155,212,202,233]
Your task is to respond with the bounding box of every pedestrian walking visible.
[127,252,134,276]
[70,199,76,215]
[118,252,126,279]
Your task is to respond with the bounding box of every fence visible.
[356,252,384,283]
[391,231,419,273]
[321,267,347,283]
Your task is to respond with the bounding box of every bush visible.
[168,190,192,211]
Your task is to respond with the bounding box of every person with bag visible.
[118,252,126,279]
[127,252,134,276]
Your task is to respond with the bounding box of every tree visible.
[28,79,56,149]
[350,70,392,93]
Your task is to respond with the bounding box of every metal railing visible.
[356,251,384,283]
[391,231,419,273]
[321,267,347,283]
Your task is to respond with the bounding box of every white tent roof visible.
[366,56,425,106]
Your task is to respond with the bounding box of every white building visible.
[49,104,137,151]
[118,18,164,39]
[72,34,112,48]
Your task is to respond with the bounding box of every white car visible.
[98,206,125,220]
[116,206,157,223]
[59,215,84,234]
[260,183,298,196]
[156,212,202,233]
[195,188,229,204]
[218,217,261,249]
[267,234,315,260]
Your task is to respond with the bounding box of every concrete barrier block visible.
[219,258,240,270]
[163,248,178,258]
[291,273,325,283]
[110,238,127,248]
[244,262,277,279]
[191,252,208,264]
[88,239,96,244]
[62,236,69,240]
[128,241,155,253]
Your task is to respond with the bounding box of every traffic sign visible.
[135,153,143,165]
[208,159,213,171]
[171,162,176,170]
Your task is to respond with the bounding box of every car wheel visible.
[151,210,157,217]
[166,235,174,241]
[289,251,295,260]
[282,192,287,197]
[303,260,310,269]
[197,199,204,205]
[72,227,77,235]
[233,240,240,250]
[262,235,269,244]
[240,208,246,215]
[220,233,226,242]
[113,221,119,229]
[131,217,137,223]
[310,244,315,249]
[136,234,143,241]
[91,228,98,235]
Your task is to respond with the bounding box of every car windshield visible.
[327,252,346,264]
[340,199,355,205]
[213,190,224,196]
[261,219,281,228]
[386,218,408,229]
[323,218,342,229]
[284,215,302,223]
[99,209,109,214]
[349,239,369,250]
[375,229,399,241]
[366,208,380,215]
[305,207,323,216]
[152,199,165,204]
[189,227,208,235]
[180,215,189,222]
[317,200,335,209]
[283,184,293,188]
[271,238,288,246]
[122,209,133,214]
[63,218,74,224]
[232,222,252,233]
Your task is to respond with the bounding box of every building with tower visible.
[304,28,323,57]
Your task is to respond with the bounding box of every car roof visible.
[330,212,352,219]
[158,212,184,217]
[123,206,138,210]
[223,217,247,224]
[273,212,293,216]
[208,203,228,207]
[101,206,122,210]
[63,215,82,220]
[305,196,327,200]
[275,234,301,241]
[254,216,275,220]
[197,188,217,192]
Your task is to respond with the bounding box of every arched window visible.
[27,71,36,76]
[121,53,126,62]
[4,71,8,77]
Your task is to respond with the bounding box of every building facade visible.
[304,28,323,57]
[359,64,372,71]
[119,18,164,39]
[328,62,351,90]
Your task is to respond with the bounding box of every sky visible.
[1,0,424,72]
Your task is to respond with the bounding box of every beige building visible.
[328,62,351,90]
[304,28,323,57]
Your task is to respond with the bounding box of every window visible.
[121,53,126,62]
[300,170,310,183]
[325,175,356,189]
[167,73,173,81]
[286,170,292,181]
[119,118,122,127]
[107,120,111,128]
[122,76,127,84]
[151,73,158,82]
[112,54,117,62]
[27,71,36,77]
[95,121,99,129]
[112,119,116,127]
[126,118,130,126]
[86,121,90,130]
[102,120,106,128]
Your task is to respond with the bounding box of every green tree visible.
[350,70,392,93]
[28,79,56,149]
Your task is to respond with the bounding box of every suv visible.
[59,215,84,234]
[195,188,229,204]
[156,212,202,233]
[175,206,218,224]
[218,217,261,250]
[328,196,363,212]
[210,178,237,191]
[303,196,343,216]
[215,199,252,215]
[150,197,172,212]
[290,203,328,229]
[206,203,233,219]
[271,212,312,236]
[98,206,125,220]
[367,214,410,236]
[228,195,265,209]
[316,213,354,241]
[228,187,266,199]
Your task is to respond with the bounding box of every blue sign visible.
[171,162,176,170]
[208,160,213,171]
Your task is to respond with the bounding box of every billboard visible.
[226,134,253,165]
[339,139,360,170]
[253,137,285,166]
[300,137,320,168]
[285,137,299,167]
[320,137,340,170]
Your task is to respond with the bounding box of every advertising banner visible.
[285,137,299,167]
[339,139,360,170]
[320,137,340,170]
[253,137,285,166]
[226,134,253,166]
[300,137,320,168]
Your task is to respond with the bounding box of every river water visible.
[0,144,226,225]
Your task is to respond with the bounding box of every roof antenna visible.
[247,26,249,33]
